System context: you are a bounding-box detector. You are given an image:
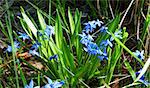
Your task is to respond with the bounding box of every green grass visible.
[0,0,149,88]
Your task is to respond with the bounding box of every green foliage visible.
[0,0,149,88]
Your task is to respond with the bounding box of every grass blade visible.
[20,7,37,38]
[68,7,75,34]
[124,60,136,80]
[37,10,46,30]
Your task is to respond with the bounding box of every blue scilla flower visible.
[110,30,122,41]
[98,47,108,60]
[83,20,96,33]
[133,50,144,60]
[29,49,39,56]
[44,25,55,38]
[100,39,113,48]
[6,41,20,52]
[44,77,65,88]
[79,32,94,46]
[84,42,103,55]
[18,32,30,41]
[49,54,58,60]
[99,26,108,33]
[136,70,150,86]
[95,19,103,27]
[25,79,34,88]
[30,42,41,50]
[6,45,13,52]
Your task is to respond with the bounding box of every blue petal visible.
[30,42,41,50]
[49,55,58,60]
[29,49,39,56]
[53,81,65,88]
[110,30,122,41]
[83,21,96,33]
[79,32,93,46]
[6,45,12,52]
[100,39,113,48]
[29,79,34,88]
[13,41,20,48]
[133,50,144,60]
[95,19,103,27]
[24,85,29,88]
[44,25,54,38]
[18,32,30,40]
[138,79,150,87]
[46,77,53,84]
[99,26,108,33]
[98,55,107,60]
[6,41,20,53]
[44,84,51,88]
[85,42,102,55]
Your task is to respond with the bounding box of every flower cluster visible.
[25,77,64,88]
[80,20,123,60]
[5,25,55,57]
[5,32,29,53]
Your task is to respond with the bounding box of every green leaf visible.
[17,61,27,86]
[62,39,75,70]
[37,10,46,30]
[105,44,122,83]
[0,20,8,37]
[55,10,63,49]
[21,7,37,38]
[19,17,34,40]
[124,60,136,80]
[68,7,75,34]
[138,15,150,48]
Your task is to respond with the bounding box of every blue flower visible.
[110,30,122,41]
[29,41,41,56]
[79,32,94,46]
[30,42,41,50]
[98,47,108,60]
[29,49,39,56]
[18,32,30,40]
[99,26,108,33]
[25,79,34,88]
[84,42,103,55]
[83,20,96,33]
[44,77,65,88]
[44,25,54,38]
[100,39,113,48]
[95,19,103,27]
[49,54,58,60]
[133,50,144,60]
[6,41,20,52]
[6,45,13,52]
[136,70,150,86]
